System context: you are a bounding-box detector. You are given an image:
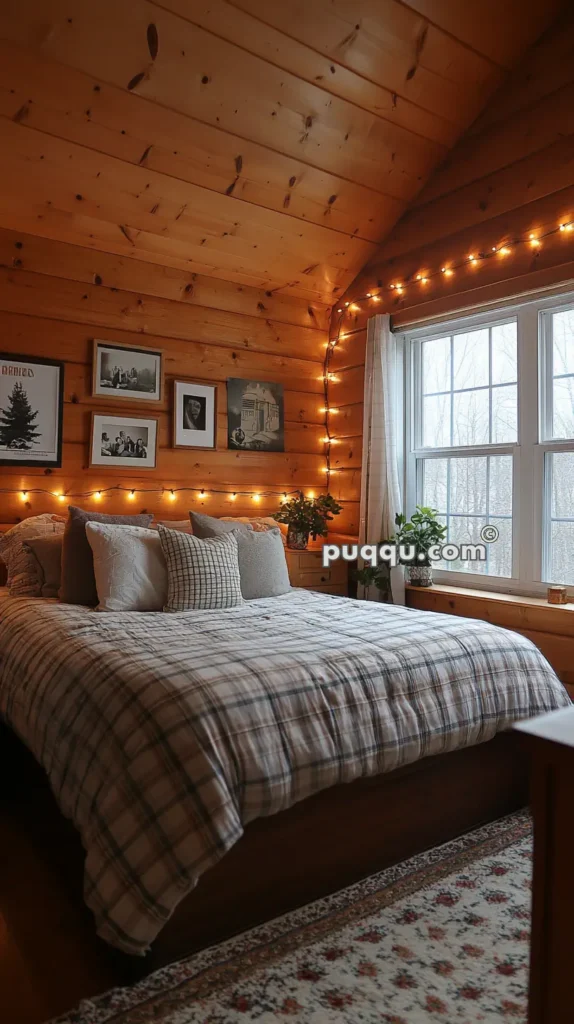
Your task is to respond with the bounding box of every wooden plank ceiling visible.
[0,0,565,306]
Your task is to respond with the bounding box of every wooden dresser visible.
[285,547,348,596]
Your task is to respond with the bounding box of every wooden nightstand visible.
[285,547,348,596]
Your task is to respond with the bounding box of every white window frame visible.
[401,286,574,597]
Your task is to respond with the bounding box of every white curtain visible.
[359,314,405,604]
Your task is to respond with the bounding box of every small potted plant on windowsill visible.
[273,491,343,550]
[394,505,446,587]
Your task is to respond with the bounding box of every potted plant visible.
[354,562,394,603]
[273,492,343,550]
[394,505,446,587]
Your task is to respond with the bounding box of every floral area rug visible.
[51,813,532,1024]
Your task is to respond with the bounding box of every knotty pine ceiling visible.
[0,0,565,307]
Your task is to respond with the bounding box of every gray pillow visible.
[189,510,252,538]
[60,506,153,605]
[23,534,63,598]
[235,529,291,600]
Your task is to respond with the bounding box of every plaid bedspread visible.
[0,588,568,955]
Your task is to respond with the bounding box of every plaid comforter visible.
[0,588,568,955]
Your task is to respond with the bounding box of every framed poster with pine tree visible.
[0,353,64,467]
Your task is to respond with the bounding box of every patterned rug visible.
[52,813,532,1024]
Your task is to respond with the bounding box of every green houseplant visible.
[273,492,343,549]
[394,505,446,586]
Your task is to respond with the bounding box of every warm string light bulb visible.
[169,490,176,502]
[252,493,260,503]
[127,490,135,500]
[230,492,237,502]
[93,491,102,501]
[307,490,315,499]
[20,491,28,501]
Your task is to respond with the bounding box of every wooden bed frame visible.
[2,723,528,979]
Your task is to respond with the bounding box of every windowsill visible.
[405,582,574,614]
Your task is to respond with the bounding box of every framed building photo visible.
[0,352,64,467]
[89,413,158,469]
[173,380,217,450]
[227,378,284,452]
[93,340,163,402]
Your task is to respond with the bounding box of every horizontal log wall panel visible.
[468,10,574,137]
[331,437,362,471]
[330,329,367,373]
[329,470,361,503]
[0,228,330,332]
[329,365,366,408]
[414,81,574,207]
[0,42,400,246]
[378,135,574,260]
[334,404,364,439]
[0,120,376,303]
[331,502,360,537]
[0,239,327,525]
[232,0,503,127]
[2,0,445,200]
[61,404,326,456]
[0,267,327,365]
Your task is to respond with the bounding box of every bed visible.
[0,586,569,973]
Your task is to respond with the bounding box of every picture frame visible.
[89,413,159,470]
[227,377,284,452]
[173,379,217,450]
[0,352,64,468]
[92,339,163,403]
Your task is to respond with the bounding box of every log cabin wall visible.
[0,1,566,533]
[0,228,329,523]
[330,9,574,529]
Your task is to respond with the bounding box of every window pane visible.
[553,310,574,376]
[453,329,489,390]
[423,459,448,512]
[492,322,517,385]
[452,389,489,446]
[488,518,512,578]
[420,453,513,578]
[423,393,450,447]
[549,522,574,585]
[552,376,574,439]
[448,516,488,575]
[450,457,487,514]
[492,384,518,443]
[489,455,513,516]
[422,337,450,394]
[550,451,574,518]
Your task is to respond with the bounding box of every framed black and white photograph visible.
[227,378,284,452]
[93,340,163,402]
[89,413,158,469]
[173,380,217,450]
[0,352,64,467]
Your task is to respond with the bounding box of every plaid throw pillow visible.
[158,525,243,611]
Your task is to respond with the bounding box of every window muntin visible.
[549,309,574,440]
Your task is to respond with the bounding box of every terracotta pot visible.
[287,528,309,550]
[405,564,433,587]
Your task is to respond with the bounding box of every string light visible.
[252,493,260,503]
[468,254,476,262]
[4,485,302,504]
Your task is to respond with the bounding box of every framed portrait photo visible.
[173,380,217,450]
[93,340,163,402]
[0,352,64,467]
[90,413,158,470]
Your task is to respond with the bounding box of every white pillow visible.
[85,522,168,612]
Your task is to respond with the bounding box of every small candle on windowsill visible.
[547,585,568,605]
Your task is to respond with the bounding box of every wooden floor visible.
[0,791,119,1024]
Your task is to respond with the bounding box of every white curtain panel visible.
[359,314,405,604]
